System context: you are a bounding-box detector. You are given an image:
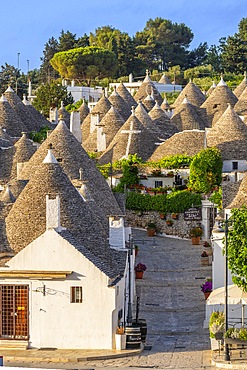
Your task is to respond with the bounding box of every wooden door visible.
[0,285,29,340]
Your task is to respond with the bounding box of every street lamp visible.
[224,213,230,361]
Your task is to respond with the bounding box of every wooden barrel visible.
[125,326,142,349]
[133,319,147,342]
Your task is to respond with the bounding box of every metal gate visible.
[0,285,29,340]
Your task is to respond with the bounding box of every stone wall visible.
[126,210,202,239]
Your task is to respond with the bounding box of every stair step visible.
[0,340,28,349]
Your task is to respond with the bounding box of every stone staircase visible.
[0,340,28,349]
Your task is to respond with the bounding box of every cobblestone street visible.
[5,228,217,369]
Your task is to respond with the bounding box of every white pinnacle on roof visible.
[211,81,217,88]
[22,95,31,106]
[182,97,190,104]
[217,76,227,86]
[5,86,14,93]
[43,147,58,164]
[144,94,154,101]
[143,69,152,83]
[0,95,7,102]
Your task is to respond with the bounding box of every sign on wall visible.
[184,207,202,221]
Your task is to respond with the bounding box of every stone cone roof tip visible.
[43,148,58,164]
[0,95,7,102]
[173,81,206,108]
[143,70,152,83]
[22,95,31,106]
[116,82,137,108]
[1,185,15,204]
[5,86,14,93]
[218,77,227,86]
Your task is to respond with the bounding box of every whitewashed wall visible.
[223,160,247,173]
[2,230,124,350]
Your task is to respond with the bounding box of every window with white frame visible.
[71,286,83,303]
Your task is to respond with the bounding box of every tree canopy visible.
[32,81,73,117]
[50,46,118,85]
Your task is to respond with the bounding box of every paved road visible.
[6,229,216,369]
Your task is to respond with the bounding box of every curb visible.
[3,347,143,363]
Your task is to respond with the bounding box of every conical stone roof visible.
[159,74,172,84]
[143,94,155,112]
[228,173,247,209]
[22,95,51,129]
[160,95,171,111]
[99,113,157,164]
[4,87,42,132]
[171,98,208,131]
[58,102,70,128]
[172,81,206,108]
[109,87,131,121]
[81,93,112,144]
[5,153,120,278]
[0,95,28,137]
[134,72,163,105]
[116,82,137,108]
[233,74,247,98]
[83,106,125,152]
[148,102,178,139]
[206,81,216,96]
[0,185,15,204]
[78,99,90,124]
[206,105,247,160]
[201,77,238,127]
[0,146,14,184]
[234,86,247,116]
[10,132,36,179]
[20,121,122,218]
[149,130,205,161]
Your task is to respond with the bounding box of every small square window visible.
[232,162,238,170]
[155,181,163,188]
[71,287,83,303]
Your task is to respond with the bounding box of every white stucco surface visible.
[1,230,126,349]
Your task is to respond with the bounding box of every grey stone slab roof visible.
[234,86,247,116]
[171,99,208,131]
[233,75,247,98]
[58,103,70,128]
[58,229,126,281]
[148,103,178,140]
[172,81,206,109]
[0,203,14,253]
[81,95,112,144]
[116,82,137,108]
[222,180,241,209]
[206,105,247,160]
[134,81,163,105]
[109,88,131,121]
[19,121,122,219]
[0,146,14,184]
[201,84,238,127]
[227,176,247,209]
[5,160,111,262]
[78,100,90,124]
[159,74,172,84]
[83,106,125,152]
[149,130,205,161]
[206,82,216,97]
[10,133,36,179]
[160,95,171,111]
[99,114,157,164]
[25,104,52,129]
[4,88,43,132]
[143,95,155,112]
[0,96,28,137]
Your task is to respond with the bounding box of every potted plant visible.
[171,212,179,220]
[209,311,224,350]
[203,241,213,256]
[201,251,209,266]
[189,227,203,245]
[115,326,126,350]
[159,212,166,219]
[146,222,156,236]
[166,219,173,226]
[201,280,212,300]
[225,328,247,346]
[135,263,147,279]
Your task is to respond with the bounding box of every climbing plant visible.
[225,207,247,292]
[188,147,223,193]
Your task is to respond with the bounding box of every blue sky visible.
[0,0,245,73]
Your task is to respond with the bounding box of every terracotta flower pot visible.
[191,236,200,245]
[135,271,144,279]
[204,291,211,300]
[147,228,155,236]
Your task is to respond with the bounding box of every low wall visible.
[126,210,201,239]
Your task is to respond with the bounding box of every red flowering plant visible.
[134,263,147,272]
[203,241,211,248]
[201,281,212,293]
[201,251,209,257]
